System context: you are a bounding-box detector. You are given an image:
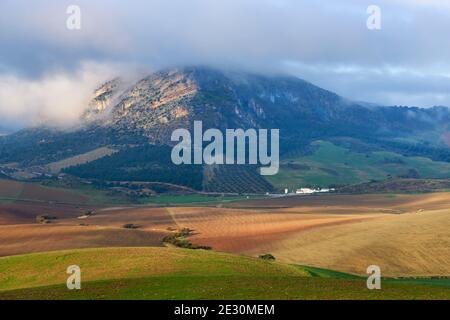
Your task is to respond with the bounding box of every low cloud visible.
[0,62,126,129]
[284,61,450,107]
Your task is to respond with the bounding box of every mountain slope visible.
[0,66,449,192]
[83,66,450,146]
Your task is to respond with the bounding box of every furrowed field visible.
[0,177,448,300]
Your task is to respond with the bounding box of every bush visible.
[162,229,211,250]
[259,254,276,261]
[123,223,140,229]
[36,215,57,224]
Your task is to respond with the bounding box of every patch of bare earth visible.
[0,206,177,257]
[19,184,89,204]
[249,208,450,277]
[168,193,450,277]
[166,207,381,252]
[0,192,448,277]
[0,203,85,225]
[236,193,450,277]
[0,179,24,198]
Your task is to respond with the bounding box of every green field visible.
[0,178,263,207]
[268,140,450,190]
[138,194,263,205]
[0,247,448,300]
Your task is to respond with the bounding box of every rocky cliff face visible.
[83,78,124,121]
[82,67,361,140]
[80,66,449,147]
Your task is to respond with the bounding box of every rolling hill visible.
[0,247,448,300]
[268,140,450,190]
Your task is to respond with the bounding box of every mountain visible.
[0,66,449,193]
[83,66,450,147]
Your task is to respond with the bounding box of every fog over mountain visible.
[0,0,450,128]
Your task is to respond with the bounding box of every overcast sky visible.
[0,0,450,128]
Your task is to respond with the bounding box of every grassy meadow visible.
[0,247,448,300]
[268,140,450,189]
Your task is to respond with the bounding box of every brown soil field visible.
[0,179,24,198]
[0,202,85,225]
[0,224,168,257]
[0,179,89,204]
[170,193,450,276]
[18,184,89,204]
[243,206,450,277]
[67,207,177,232]
[167,207,382,252]
[0,192,448,277]
[0,205,176,257]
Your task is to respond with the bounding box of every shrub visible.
[259,254,276,261]
[36,215,57,224]
[123,223,140,229]
[162,228,211,250]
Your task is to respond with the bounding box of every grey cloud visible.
[0,0,449,127]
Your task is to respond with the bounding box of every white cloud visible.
[0,62,125,128]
